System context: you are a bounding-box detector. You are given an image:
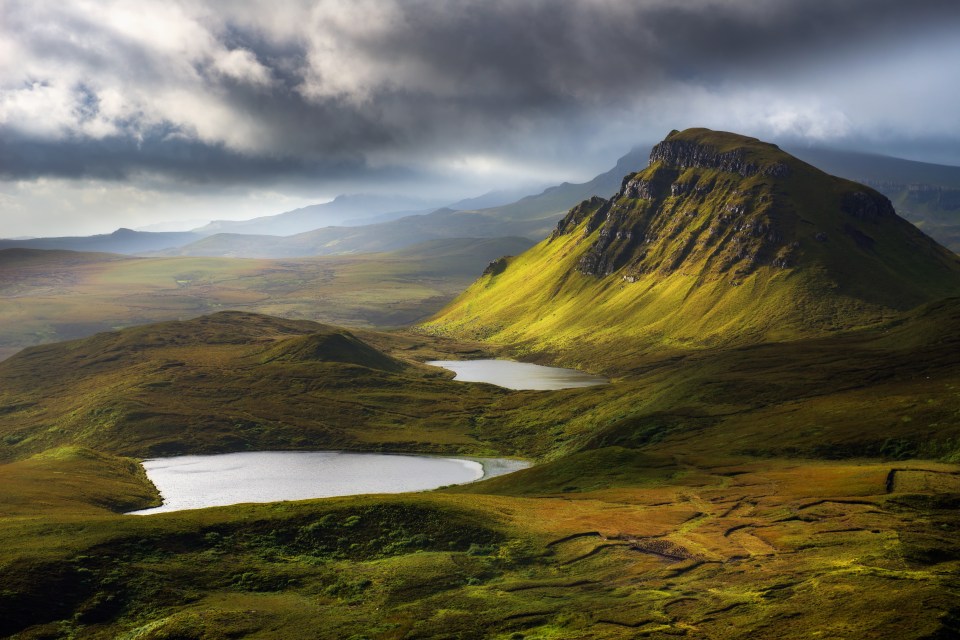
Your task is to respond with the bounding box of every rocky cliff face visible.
[648,134,791,178]
[551,128,911,283]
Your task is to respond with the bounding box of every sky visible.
[1,0,959,238]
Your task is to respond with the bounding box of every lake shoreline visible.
[427,359,608,390]
[128,450,530,516]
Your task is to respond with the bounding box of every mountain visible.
[786,147,960,252]
[158,147,651,258]
[444,184,551,211]
[423,128,960,366]
[192,194,447,237]
[0,228,203,254]
[786,147,960,189]
[7,133,960,640]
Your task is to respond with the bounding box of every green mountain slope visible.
[788,146,960,252]
[424,129,960,366]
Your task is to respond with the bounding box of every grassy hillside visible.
[0,312,514,460]
[1,296,960,636]
[789,146,960,252]
[0,237,532,360]
[424,129,960,367]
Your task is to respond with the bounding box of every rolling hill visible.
[0,312,505,460]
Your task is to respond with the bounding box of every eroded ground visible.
[2,453,957,639]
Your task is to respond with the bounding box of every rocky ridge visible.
[551,128,906,282]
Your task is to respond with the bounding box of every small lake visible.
[128,451,530,515]
[427,359,608,390]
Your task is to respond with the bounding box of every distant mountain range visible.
[191,194,449,237]
[156,147,651,258]
[3,144,958,258]
[0,228,205,255]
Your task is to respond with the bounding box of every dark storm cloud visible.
[3,0,959,182]
[0,128,337,183]
[1,0,959,237]
[285,0,960,102]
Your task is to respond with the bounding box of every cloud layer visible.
[2,0,959,235]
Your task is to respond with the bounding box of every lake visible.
[427,359,608,390]
[128,451,529,515]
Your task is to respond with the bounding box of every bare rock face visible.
[649,138,791,178]
[551,196,610,239]
[841,191,895,221]
[549,128,907,282]
[482,256,510,277]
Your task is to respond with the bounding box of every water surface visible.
[427,359,607,390]
[129,451,529,515]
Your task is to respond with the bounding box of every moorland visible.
[0,129,959,639]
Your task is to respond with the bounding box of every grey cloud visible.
[308,0,960,100]
[8,2,960,144]
[1,0,959,224]
[0,126,431,192]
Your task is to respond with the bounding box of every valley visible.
[0,237,532,360]
[1,129,959,638]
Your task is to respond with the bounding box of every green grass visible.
[1,304,959,637]
[1,445,958,638]
[0,312,511,460]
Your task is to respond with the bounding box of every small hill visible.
[0,312,502,459]
[259,331,405,372]
[424,129,960,366]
